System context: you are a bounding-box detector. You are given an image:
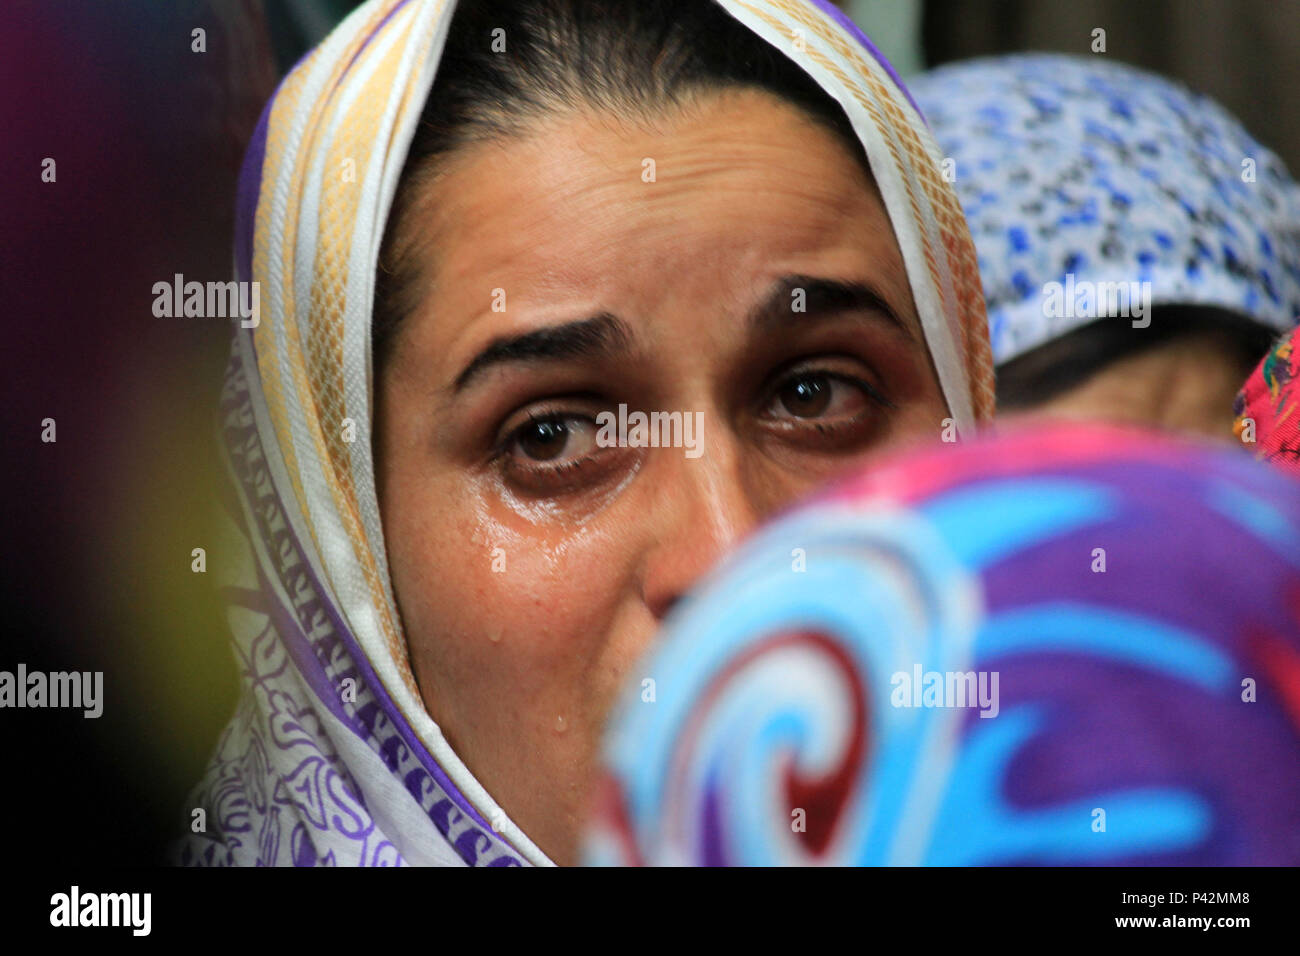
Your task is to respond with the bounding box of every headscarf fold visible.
[175,0,993,867]
[586,422,1300,865]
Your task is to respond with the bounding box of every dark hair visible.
[372,0,871,371]
[995,305,1276,409]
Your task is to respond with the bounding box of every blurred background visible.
[4,0,1297,865]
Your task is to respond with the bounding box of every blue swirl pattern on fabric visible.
[585,424,1300,866]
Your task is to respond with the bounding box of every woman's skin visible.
[1006,336,1249,442]
[375,88,948,864]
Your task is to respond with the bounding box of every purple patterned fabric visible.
[586,423,1300,865]
[173,347,522,866]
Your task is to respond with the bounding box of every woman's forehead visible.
[403,92,912,331]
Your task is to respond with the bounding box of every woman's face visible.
[376,88,947,863]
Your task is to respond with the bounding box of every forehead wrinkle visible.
[394,91,918,384]
[438,91,874,225]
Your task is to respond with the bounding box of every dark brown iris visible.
[778,374,832,418]
[518,418,569,461]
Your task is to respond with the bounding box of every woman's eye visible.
[511,414,597,463]
[495,409,628,497]
[766,371,874,421]
[757,366,895,454]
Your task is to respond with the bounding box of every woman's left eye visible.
[763,369,888,423]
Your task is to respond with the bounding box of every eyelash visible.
[490,364,895,491]
[488,408,605,485]
[757,367,894,445]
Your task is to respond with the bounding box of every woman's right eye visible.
[493,410,626,496]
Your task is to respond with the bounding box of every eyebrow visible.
[453,312,634,392]
[450,274,913,393]
[747,275,915,342]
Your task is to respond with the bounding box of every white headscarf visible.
[174,0,992,867]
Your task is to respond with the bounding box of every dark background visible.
[4,0,1297,866]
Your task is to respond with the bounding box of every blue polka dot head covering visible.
[909,54,1300,365]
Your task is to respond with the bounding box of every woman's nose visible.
[639,441,761,623]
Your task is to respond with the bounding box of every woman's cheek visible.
[448,508,631,675]
[891,392,952,445]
